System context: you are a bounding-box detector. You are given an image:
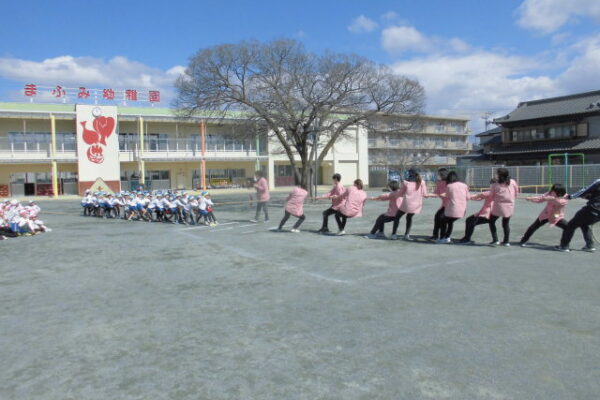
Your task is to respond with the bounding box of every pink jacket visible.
[530,192,568,226]
[285,186,308,217]
[373,190,403,217]
[322,182,346,210]
[339,186,367,218]
[254,177,270,202]
[470,191,494,219]
[434,180,449,208]
[444,181,470,218]
[490,179,519,218]
[399,180,428,214]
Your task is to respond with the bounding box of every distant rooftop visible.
[494,90,600,124]
[475,126,502,137]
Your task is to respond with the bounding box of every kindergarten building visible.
[0,102,370,196]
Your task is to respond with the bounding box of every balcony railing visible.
[120,138,265,155]
[0,137,76,154]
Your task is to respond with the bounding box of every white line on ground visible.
[180,221,237,231]
[208,227,235,233]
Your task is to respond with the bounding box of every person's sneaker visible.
[554,246,570,253]
[404,235,413,241]
[581,246,596,252]
[290,228,300,233]
[436,238,451,244]
[458,238,474,244]
[489,241,500,246]
[271,227,283,232]
[249,219,258,223]
[365,234,378,239]
[0,235,6,240]
[336,230,346,236]
[44,228,52,233]
[264,219,270,223]
[501,242,511,247]
[519,242,529,247]
[428,236,438,241]
[210,223,217,227]
[389,234,399,240]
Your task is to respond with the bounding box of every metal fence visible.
[369,164,600,193]
[453,164,600,193]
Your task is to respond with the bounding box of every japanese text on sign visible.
[23,84,161,103]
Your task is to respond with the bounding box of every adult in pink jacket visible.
[519,184,569,246]
[251,170,270,222]
[317,173,345,233]
[437,171,470,243]
[429,168,449,240]
[394,168,428,240]
[366,180,402,238]
[489,168,520,246]
[277,185,309,232]
[334,179,367,235]
[458,178,497,244]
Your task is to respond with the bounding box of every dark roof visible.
[494,90,600,124]
[475,126,502,137]
[481,135,502,145]
[488,137,600,155]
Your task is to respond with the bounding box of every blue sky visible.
[1,0,600,133]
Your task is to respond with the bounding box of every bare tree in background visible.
[174,39,425,193]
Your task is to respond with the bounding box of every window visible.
[276,165,294,177]
[389,138,401,146]
[435,123,446,132]
[450,122,464,133]
[368,137,376,147]
[147,170,170,180]
[35,172,51,184]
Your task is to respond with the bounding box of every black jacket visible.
[569,179,600,211]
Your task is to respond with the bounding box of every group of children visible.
[0,199,51,240]
[81,189,218,226]
[274,168,599,253]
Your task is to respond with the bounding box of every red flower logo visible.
[81,116,115,164]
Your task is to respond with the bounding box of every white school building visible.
[0,102,371,196]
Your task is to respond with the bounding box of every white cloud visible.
[381,26,431,54]
[0,55,185,104]
[555,34,600,93]
[348,15,378,33]
[516,0,600,34]
[381,25,470,55]
[0,55,184,89]
[389,31,600,133]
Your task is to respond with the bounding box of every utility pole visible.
[481,112,494,131]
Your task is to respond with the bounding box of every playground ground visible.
[1,192,599,399]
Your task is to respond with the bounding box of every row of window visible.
[119,133,264,152]
[120,169,248,182]
[7,132,76,150]
[4,132,264,153]
[9,171,78,184]
[369,136,467,147]
[373,121,466,133]
[508,125,576,142]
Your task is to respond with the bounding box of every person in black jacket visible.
[556,178,600,252]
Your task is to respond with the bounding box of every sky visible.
[1,0,600,134]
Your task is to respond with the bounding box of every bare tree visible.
[174,39,425,192]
